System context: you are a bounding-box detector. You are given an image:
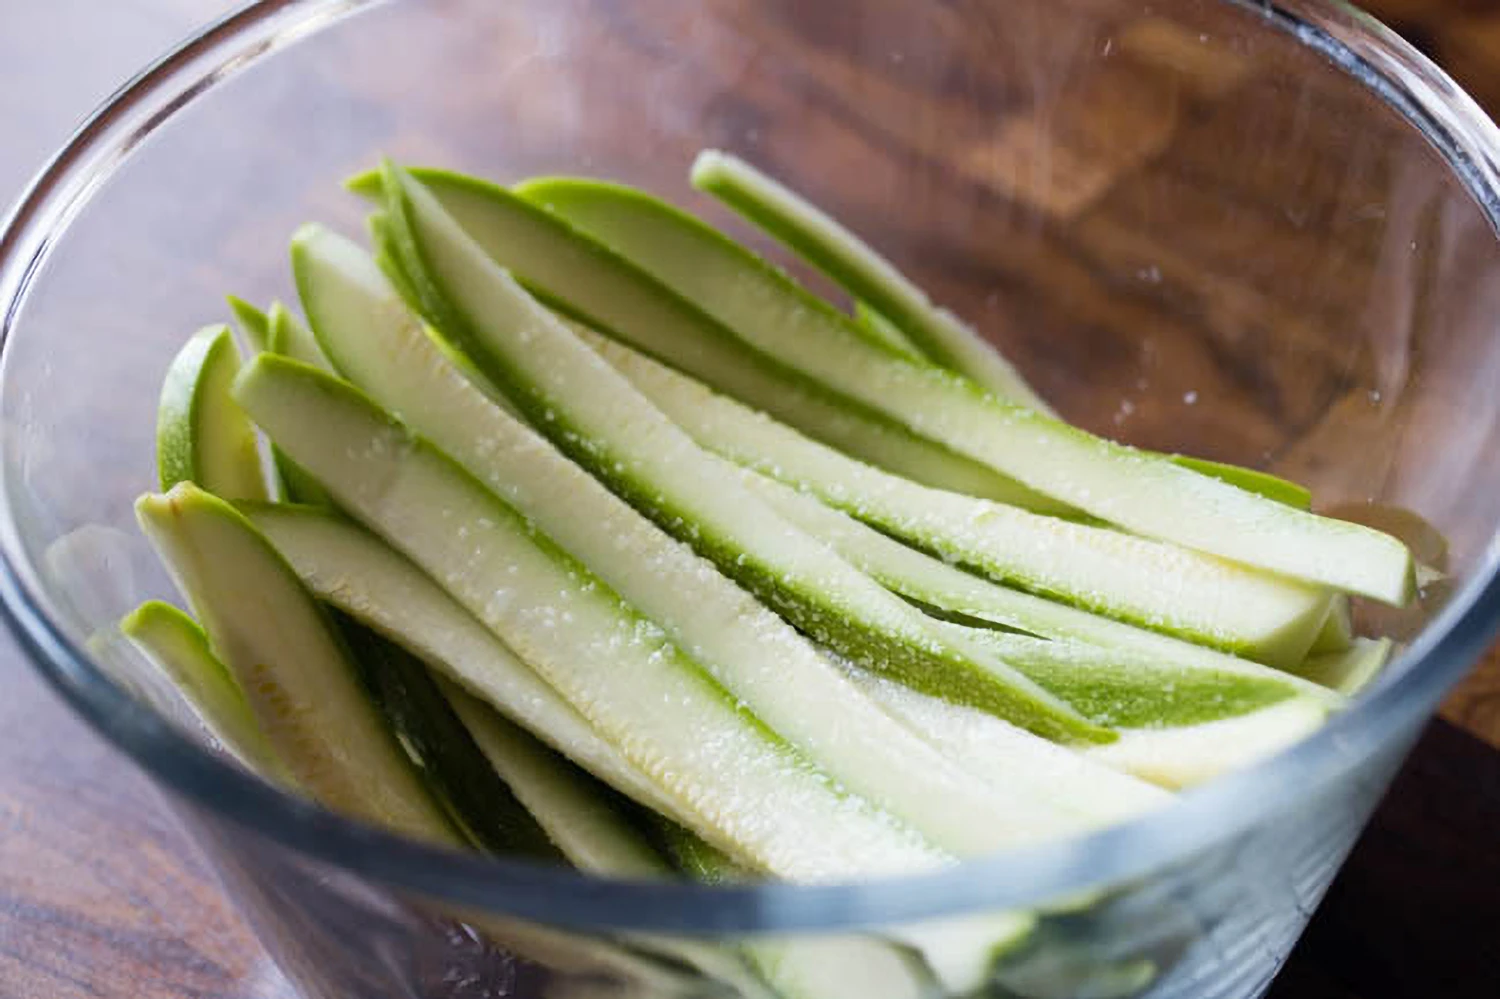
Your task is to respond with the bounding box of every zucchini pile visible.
[124,154,1412,998]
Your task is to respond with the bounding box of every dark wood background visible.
[0,2,1495,998]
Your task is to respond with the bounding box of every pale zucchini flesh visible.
[532,159,1412,604]
[347,166,1052,506]
[1310,594,1355,654]
[120,599,283,776]
[444,684,780,999]
[846,669,1170,828]
[135,484,454,844]
[292,224,1094,854]
[930,624,1303,728]
[137,488,699,996]
[156,324,270,502]
[771,332,1411,603]
[1085,699,1331,789]
[255,301,337,507]
[465,918,704,999]
[860,660,1324,793]
[744,470,1344,709]
[1168,455,1312,510]
[583,329,1331,667]
[233,354,950,881]
[655,824,1011,999]
[267,301,332,369]
[742,936,934,999]
[241,502,687,823]
[378,164,1108,746]
[218,299,320,506]
[1295,638,1394,696]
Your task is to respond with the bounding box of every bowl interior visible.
[3,0,1499,909]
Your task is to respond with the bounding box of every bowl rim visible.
[1,0,1498,935]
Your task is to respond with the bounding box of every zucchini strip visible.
[376,163,1108,745]
[292,224,1094,852]
[579,328,1330,667]
[233,354,951,881]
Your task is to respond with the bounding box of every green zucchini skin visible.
[156,324,270,501]
[135,483,457,845]
[335,612,563,861]
[120,599,284,777]
[685,151,1056,414]
[226,296,271,353]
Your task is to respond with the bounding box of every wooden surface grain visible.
[0,1,1496,998]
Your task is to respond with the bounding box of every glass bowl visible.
[3,1,1499,997]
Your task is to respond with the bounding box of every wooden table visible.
[0,2,1495,997]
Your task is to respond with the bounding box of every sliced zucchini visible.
[337,615,562,859]
[135,484,454,843]
[443,684,778,999]
[682,156,1313,512]
[858,661,1322,793]
[853,300,924,359]
[156,324,270,501]
[743,470,1343,708]
[232,354,950,881]
[582,329,1331,667]
[226,296,270,353]
[929,625,1302,728]
[519,161,1411,603]
[138,494,684,994]
[292,224,1088,854]
[845,670,1170,828]
[1295,638,1393,696]
[268,448,333,509]
[266,301,331,368]
[1169,456,1312,510]
[1310,595,1354,655]
[247,301,337,508]
[120,600,283,776]
[743,936,934,999]
[347,165,1049,507]
[1084,699,1330,789]
[377,163,1107,746]
[995,955,1159,999]
[655,826,987,999]
[681,153,1055,414]
[470,918,702,999]
[443,683,663,876]
[510,174,1060,516]
[515,178,945,382]
[241,502,685,822]
[368,211,429,314]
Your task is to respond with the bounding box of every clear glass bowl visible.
[3,1,1499,997]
